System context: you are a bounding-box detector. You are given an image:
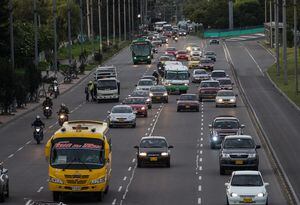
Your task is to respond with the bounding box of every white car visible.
[190,50,202,58]
[108,105,136,128]
[215,90,237,107]
[192,69,210,83]
[225,171,269,205]
[211,70,228,81]
[136,79,156,91]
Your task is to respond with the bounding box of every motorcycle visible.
[49,84,60,98]
[174,36,178,42]
[43,106,52,119]
[33,126,43,144]
[58,113,68,126]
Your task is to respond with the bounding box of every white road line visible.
[149,105,164,136]
[150,123,153,126]
[122,164,137,201]
[123,176,127,181]
[199,158,202,162]
[8,154,14,159]
[118,186,123,192]
[25,200,32,205]
[128,167,132,171]
[201,119,204,122]
[201,123,203,126]
[132,158,136,163]
[201,127,203,130]
[26,140,31,145]
[37,186,44,193]
[201,114,204,117]
[200,144,203,147]
[243,45,264,76]
[112,198,117,205]
[198,197,202,204]
[200,132,203,135]
[145,133,148,136]
[199,176,202,181]
[200,150,203,155]
[198,185,202,192]
[147,127,151,131]
[17,147,24,151]
[152,119,155,122]
[199,166,202,171]
[200,137,203,141]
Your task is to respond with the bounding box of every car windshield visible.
[231,175,263,186]
[131,91,149,97]
[51,138,104,169]
[167,47,176,51]
[217,91,234,97]
[97,80,117,90]
[132,44,151,56]
[194,70,207,75]
[223,138,255,149]
[180,95,197,101]
[140,138,167,148]
[213,120,239,129]
[124,98,146,104]
[138,80,154,86]
[201,82,219,88]
[150,86,166,92]
[112,106,132,113]
[166,71,189,80]
[219,79,232,85]
[212,72,226,78]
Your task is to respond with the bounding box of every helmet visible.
[61,103,66,108]
[36,115,40,120]
[54,80,58,84]
[88,81,93,84]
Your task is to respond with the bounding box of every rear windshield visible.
[194,70,207,75]
[231,175,263,186]
[217,91,234,96]
[212,72,226,78]
[219,79,232,85]
[201,82,220,88]
[178,51,187,54]
[180,95,197,101]
[138,80,154,86]
[223,138,255,149]
[124,98,146,104]
[131,91,149,97]
[167,47,176,51]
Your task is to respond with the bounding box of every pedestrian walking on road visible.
[88,81,95,101]
[85,85,89,102]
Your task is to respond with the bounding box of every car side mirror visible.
[240,124,245,128]
[135,84,137,87]
[225,182,229,187]
[133,110,137,114]
[235,94,238,97]
[168,145,174,149]
[256,145,261,149]
[134,145,139,149]
[107,111,111,114]
[264,182,269,187]
[209,124,212,128]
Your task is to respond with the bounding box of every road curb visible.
[223,41,300,205]
[257,41,300,111]
[0,44,130,129]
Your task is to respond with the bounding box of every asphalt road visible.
[0,36,287,205]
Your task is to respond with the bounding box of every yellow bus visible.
[45,120,112,201]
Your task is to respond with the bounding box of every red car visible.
[165,47,177,56]
[176,50,189,61]
[177,94,199,112]
[123,97,148,117]
[199,58,214,72]
[198,80,221,102]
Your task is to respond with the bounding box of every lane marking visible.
[198,185,202,192]
[198,197,202,204]
[128,167,132,171]
[123,176,127,181]
[112,198,117,205]
[132,158,136,163]
[149,104,165,136]
[199,176,202,181]
[17,147,24,151]
[118,186,123,192]
[26,140,31,145]
[199,166,202,171]
[243,44,264,76]
[37,186,44,193]
[8,154,14,159]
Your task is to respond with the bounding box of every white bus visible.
[154,21,167,32]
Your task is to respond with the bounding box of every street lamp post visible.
[113,0,116,45]
[53,0,57,75]
[228,0,234,29]
[275,0,280,77]
[124,0,127,40]
[67,0,72,66]
[80,0,84,54]
[118,0,121,44]
[106,0,109,46]
[131,0,134,34]
[34,0,38,69]
[270,1,273,48]
[98,0,103,53]
[294,0,299,93]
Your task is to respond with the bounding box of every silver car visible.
[108,105,136,128]
[215,90,237,107]
[218,77,233,90]
[136,79,155,91]
[192,69,210,83]
[0,163,9,202]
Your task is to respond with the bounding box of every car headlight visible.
[165,52,168,54]
[161,152,169,156]
[163,92,168,96]
[230,192,238,197]
[91,176,106,184]
[230,98,236,102]
[139,152,147,156]
[248,153,256,158]
[60,115,65,119]
[217,98,223,103]
[49,176,64,184]
[212,136,218,141]
[141,106,146,110]
[146,98,151,102]
[257,192,265,197]
[149,93,153,97]
[222,153,230,158]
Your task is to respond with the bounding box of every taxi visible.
[188,56,201,69]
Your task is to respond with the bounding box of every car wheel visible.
[165,99,168,103]
[234,104,237,107]
[177,108,180,112]
[226,196,229,205]
[96,191,104,202]
[196,107,199,112]
[137,159,142,168]
[220,166,225,175]
[52,191,60,202]
[148,105,152,109]
[132,123,136,128]
[0,190,4,202]
[144,113,148,117]
[199,97,202,102]
[216,104,219,108]
[254,165,259,171]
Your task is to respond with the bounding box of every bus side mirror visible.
[45,139,51,162]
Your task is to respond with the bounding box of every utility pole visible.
[228,0,234,29]
[128,0,131,40]
[98,0,103,52]
[275,0,280,77]
[91,0,95,54]
[80,0,84,54]
[131,0,134,34]
[34,0,38,69]
[294,0,299,93]
[270,1,273,48]
[9,0,14,70]
[282,0,288,85]
[118,0,121,44]
[124,0,127,40]
[87,0,91,39]
[67,0,72,66]
[113,0,116,45]
[265,0,267,23]
[145,0,148,24]
[106,0,110,46]
[53,0,57,75]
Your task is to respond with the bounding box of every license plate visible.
[235,160,243,165]
[118,119,125,122]
[71,186,81,191]
[150,157,158,161]
[156,97,161,99]
[185,105,190,108]
[243,198,253,203]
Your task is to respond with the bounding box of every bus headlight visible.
[147,56,151,59]
[49,176,64,184]
[91,176,106,184]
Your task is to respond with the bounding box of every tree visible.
[0,0,10,59]
[234,0,264,27]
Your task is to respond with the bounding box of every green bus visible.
[130,38,152,65]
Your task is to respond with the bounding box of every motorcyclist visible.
[58,103,69,115]
[152,70,160,84]
[42,97,53,108]
[31,115,45,128]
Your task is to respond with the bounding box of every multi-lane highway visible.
[0,35,288,204]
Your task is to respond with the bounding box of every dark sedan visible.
[134,136,174,168]
[150,86,169,103]
[177,94,200,112]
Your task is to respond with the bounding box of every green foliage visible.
[234,0,264,27]
[0,0,10,59]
